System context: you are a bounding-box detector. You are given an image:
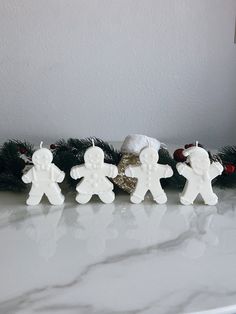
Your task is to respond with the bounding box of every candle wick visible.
[40,141,43,149]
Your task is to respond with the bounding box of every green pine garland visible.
[215,146,236,188]
[0,140,34,191]
[158,148,186,189]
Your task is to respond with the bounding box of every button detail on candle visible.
[125,146,173,204]
[22,142,65,205]
[176,142,223,205]
[70,140,118,204]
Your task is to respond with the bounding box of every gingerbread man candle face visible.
[84,146,104,168]
[70,143,118,204]
[139,148,158,165]
[22,142,65,206]
[176,144,223,205]
[32,148,53,169]
[125,146,173,204]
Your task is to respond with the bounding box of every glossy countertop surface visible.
[0,189,236,314]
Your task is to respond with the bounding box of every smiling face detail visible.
[32,148,53,168]
[139,147,159,165]
[84,146,104,168]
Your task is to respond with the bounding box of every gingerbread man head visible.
[183,146,210,175]
[139,147,159,165]
[84,146,104,169]
[32,143,53,170]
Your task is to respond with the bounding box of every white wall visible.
[0,0,236,146]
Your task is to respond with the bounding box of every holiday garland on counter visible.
[0,140,34,191]
[0,138,235,192]
[216,146,236,187]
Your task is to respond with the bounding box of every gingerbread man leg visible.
[180,184,199,205]
[45,187,65,205]
[76,193,92,204]
[44,184,64,205]
[99,191,115,204]
[150,187,167,204]
[200,185,218,206]
[131,183,147,204]
[27,186,44,206]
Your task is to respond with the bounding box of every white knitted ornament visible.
[121,134,162,155]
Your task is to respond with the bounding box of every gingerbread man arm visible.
[209,162,224,180]
[176,163,194,179]
[51,164,65,183]
[163,165,174,178]
[22,168,34,184]
[125,165,140,178]
[70,165,87,180]
[156,164,173,179]
[104,164,118,178]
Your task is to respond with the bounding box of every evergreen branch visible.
[0,173,26,192]
[159,148,185,189]
[218,146,236,164]
[214,146,236,188]
[0,140,34,191]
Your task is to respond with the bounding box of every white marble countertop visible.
[0,189,236,314]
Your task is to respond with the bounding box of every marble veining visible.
[0,189,236,314]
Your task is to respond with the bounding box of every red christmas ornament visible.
[19,147,27,154]
[50,144,56,150]
[173,148,187,162]
[224,164,235,174]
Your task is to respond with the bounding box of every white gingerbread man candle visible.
[125,146,173,204]
[176,142,223,205]
[22,142,65,205]
[70,140,118,204]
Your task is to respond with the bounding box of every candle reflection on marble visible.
[178,205,218,258]
[126,205,167,247]
[1,190,236,314]
[75,205,118,256]
[24,206,65,260]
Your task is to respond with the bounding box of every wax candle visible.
[22,142,65,205]
[176,142,223,205]
[125,146,173,204]
[70,140,118,204]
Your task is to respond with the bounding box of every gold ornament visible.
[112,153,140,193]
